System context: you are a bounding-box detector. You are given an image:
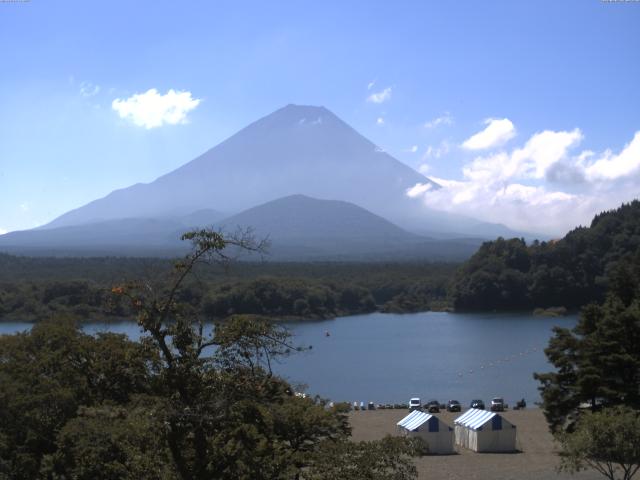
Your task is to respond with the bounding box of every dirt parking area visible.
[349,408,602,480]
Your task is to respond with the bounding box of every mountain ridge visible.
[0,194,482,260]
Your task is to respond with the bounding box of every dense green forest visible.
[0,255,454,322]
[450,201,640,311]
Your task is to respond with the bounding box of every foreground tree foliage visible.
[0,229,420,480]
[0,318,157,479]
[536,247,640,479]
[535,251,640,432]
[557,406,640,480]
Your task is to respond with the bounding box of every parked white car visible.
[409,397,421,411]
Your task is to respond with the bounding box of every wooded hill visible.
[450,201,640,311]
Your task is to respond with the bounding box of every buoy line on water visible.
[455,345,541,379]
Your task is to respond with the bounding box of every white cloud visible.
[112,88,201,129]
[19,202,30,212]
[418,164,430,174]
[376,117,385,125]
[80,82,100,97]
[410,176,586,235]
[459,128,582,184]
[0,228,7,235]
[462,118,516,150]
[424,112,453,129]
[367,87,392,104]
[367,80,376,90]
[407,126,640,236]
[406,182,433,198]
[584,132,640,181]
[512,129,583,179]
[403,145,418,153]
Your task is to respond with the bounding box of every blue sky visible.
[1,0,639,235]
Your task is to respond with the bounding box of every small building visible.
[396,410,455,454]
[454,408,517,452]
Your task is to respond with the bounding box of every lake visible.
[0,311,576,407]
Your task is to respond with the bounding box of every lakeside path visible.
[349,408,602,480]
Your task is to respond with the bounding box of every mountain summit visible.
[46,104,438,230]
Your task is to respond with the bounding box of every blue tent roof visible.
[454,409,512,431]
[397,411,434,431]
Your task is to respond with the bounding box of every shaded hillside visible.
[0,217,209,257]
[450,201,640,311]
[0,195,481,261]
[220,194,417,242]
[217,194,480,260]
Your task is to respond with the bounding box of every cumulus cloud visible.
[462,118,516,150]
[424,112,453,129]
[403,145,418,153]
[406,182,433,197]
[584,132,640,181]
[376,117,385,125]
[112,88,201,129]
[407,123,640,236]
[367,80,376,90]
[367,87,392,104]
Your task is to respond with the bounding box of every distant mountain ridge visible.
[0,195,481,260]
[221,194,418,242]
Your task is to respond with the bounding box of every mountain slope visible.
[216,194,480,260]
[220,194,417,242]
[0,195,481,260]
[45,104,439,230]
[0,210,224,256]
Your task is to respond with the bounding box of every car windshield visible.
[493,398,503,402]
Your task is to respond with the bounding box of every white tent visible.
[454,409,516,452]
[396,410,455,454]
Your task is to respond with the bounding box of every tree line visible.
[0,258,454,322]
[450,201,640,311]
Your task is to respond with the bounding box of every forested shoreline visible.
[3,201,640,322]
[0,256,454,322]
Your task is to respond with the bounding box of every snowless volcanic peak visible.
[44,104,438,230]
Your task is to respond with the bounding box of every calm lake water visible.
[0,311,577,406]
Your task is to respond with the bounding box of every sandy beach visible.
[349,408,602,480]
